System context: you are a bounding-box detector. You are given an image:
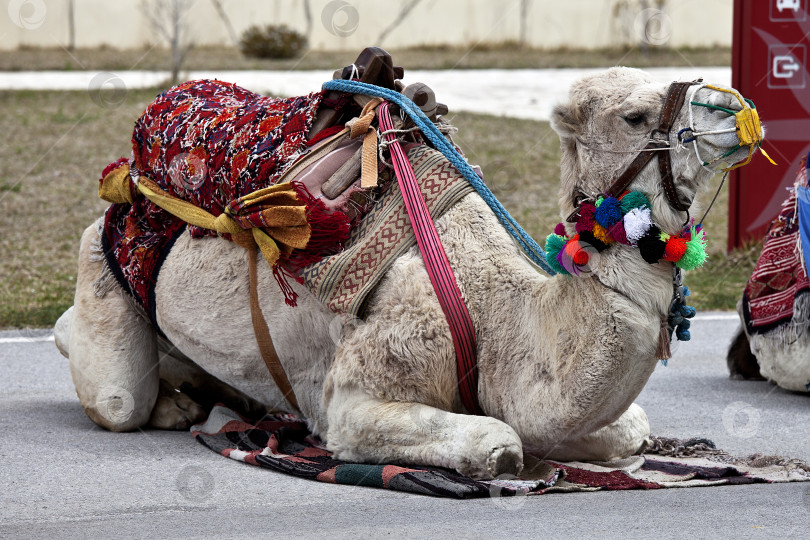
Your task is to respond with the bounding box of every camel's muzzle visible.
[678,84,776,172]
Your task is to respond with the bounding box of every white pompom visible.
[623,207,653,244]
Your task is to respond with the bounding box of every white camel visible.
[54,67,760,479]
[727,182,810,393]
[729,313,810,393]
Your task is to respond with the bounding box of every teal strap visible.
[690,100,737,116]
[322,79,556,275]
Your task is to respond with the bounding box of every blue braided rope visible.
[323,79,556,275]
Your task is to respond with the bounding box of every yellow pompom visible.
[593,224,614,245]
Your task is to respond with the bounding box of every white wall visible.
[0,0,733,52]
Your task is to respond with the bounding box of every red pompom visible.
[554,222,567,236]
[565,237,589,266]
[609,221,629,244]
[575,203,597,234]
[663,236,688,262]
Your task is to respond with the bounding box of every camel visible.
[727,163,810,394]
[54,67,762,479]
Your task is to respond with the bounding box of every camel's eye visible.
[623,114,647,127]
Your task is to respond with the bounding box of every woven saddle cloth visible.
[300,144,475,317]
[101,79,327,324]
[742,160,810,334]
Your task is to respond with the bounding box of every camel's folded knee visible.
[325,382,523,479]
[546,403,650,462]
[54,306,74,358]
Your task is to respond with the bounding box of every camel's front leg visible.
[325,383,523,480]
[68,221,160,431]
[545,403,650,462]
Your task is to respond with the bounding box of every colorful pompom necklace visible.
[544,191,708,276]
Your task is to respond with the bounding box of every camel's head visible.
[551,67,764,235]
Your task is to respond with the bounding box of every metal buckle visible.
[566,193,594,223]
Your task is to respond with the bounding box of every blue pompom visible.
[676,328,691,341]
[594,197,623,228]
[682,285,691,297]
[680,305,696,318]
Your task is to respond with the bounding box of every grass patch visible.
[0,44,730,72]
[0,88,162,329]
[682,242,761,312]
[0,87,750,328]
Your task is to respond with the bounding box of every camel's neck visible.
[437,195,673,431]
[448,201,672,444]
[583,246,675,316]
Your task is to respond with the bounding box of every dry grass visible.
[0,86,751,329]
[0,88,159,328]
[2,44,731,72]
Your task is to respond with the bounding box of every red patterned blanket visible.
[100,80,349,324]
[192,405,810,499]
[742,160,810,334]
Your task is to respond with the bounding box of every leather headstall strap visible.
[604,81,697,212]
[247,243,301,415]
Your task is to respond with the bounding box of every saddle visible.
[97,48,466,414]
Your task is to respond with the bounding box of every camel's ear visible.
[551,101,581,139]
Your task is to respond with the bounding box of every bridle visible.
[570,80,701,220]
[604,80,700,211]
[569,79,774,223]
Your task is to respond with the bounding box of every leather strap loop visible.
[656,82,694,212]
[247,244,301,415]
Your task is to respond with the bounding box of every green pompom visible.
[676,238,707,270]
[620,191,651,213]
[544,234,570,275]
[595,196,604,208]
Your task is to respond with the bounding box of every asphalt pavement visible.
[1,312,808,539]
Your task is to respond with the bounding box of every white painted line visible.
[0,334,55,344]
[693,314,739,321]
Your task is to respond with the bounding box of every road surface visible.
[1,312,808,538]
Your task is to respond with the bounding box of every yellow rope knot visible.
[735,107,762,147]
[98,164,137,204]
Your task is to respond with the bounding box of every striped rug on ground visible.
[192,405,810,499]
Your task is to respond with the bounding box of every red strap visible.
[378,102,483,415]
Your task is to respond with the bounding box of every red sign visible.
[730,0,810,249]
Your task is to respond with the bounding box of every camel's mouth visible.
[682,84,774,173]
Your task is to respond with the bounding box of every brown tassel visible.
[656,319,672,361]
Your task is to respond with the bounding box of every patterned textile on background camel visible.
[55,66,764,479]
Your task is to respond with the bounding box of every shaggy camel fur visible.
[55,68,758,479]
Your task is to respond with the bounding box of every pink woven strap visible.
[378,102,483,415]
